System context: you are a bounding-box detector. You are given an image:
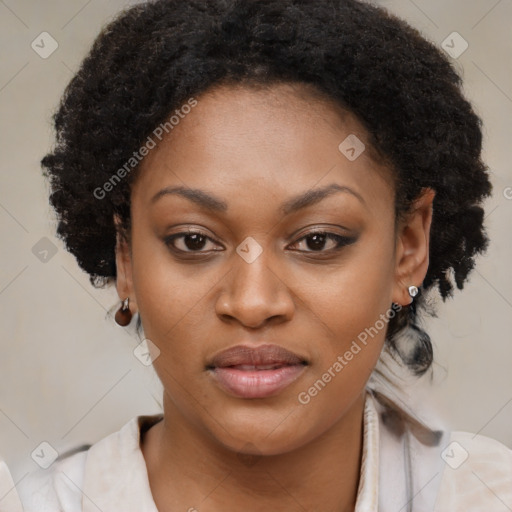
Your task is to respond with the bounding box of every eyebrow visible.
[150,183,365,214]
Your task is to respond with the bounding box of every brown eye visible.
[290,231,357,253]
[164,231,221,253]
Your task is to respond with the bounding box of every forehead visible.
[160,82,365,151]
[132,83,394,211]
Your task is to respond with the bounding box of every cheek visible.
[293,232,396,343]
[292,282,394,437]
[130,226,215,338]
[295,284,390,400]
[292,232,396,396]
[129,227,249,413]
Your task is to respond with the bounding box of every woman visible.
[12,0,512,510]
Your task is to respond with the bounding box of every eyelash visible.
[164,229,356,256]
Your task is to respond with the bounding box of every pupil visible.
[185,233,206,250]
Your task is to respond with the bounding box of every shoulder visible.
[17,414,159,512]
[0,457,24,512]
[16,449,88,512]
[367,385,512,511]
[435,431,512,511]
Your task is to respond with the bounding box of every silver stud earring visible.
[408,285,419,298]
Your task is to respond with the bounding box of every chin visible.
[205,403,317,456]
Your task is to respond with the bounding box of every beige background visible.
[0,0,511,482]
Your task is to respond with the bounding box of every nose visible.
[215,247,295,329]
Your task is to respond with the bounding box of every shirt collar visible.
[82,392,380,512]
[355,392,380,511]
[82,414,161,512]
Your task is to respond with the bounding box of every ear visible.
[392,188,435,306]
[114,215,137,313]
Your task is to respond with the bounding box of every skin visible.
[115,82,435,512]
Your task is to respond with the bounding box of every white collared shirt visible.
[0,459,23,512]
[11,391,512,511]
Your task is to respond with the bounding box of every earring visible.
[408,285,419,298]
[115,297,132,326]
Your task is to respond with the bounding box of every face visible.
[116,83,433,455]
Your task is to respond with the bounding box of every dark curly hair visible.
[41,0,492,375]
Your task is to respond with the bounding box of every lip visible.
[206,344,308,399]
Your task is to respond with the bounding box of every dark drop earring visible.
[115,297,132,326]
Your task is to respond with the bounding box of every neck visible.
[142,392,366,512]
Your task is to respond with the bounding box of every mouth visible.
[206,344,308,399]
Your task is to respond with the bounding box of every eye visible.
[164,229,356,255]
[164,230,223,253]
[289,230,356,253]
